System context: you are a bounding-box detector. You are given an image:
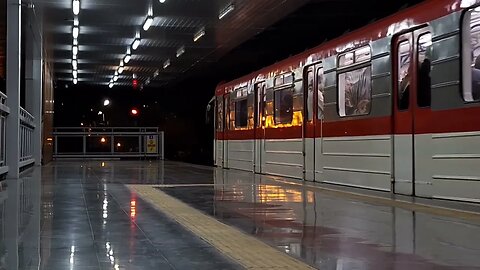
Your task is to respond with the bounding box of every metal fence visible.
[19,107,35,167]
[52,127,164,159]
[0,92,9,175]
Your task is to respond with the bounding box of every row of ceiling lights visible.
[107,1,235,88]
[72,0,80,84]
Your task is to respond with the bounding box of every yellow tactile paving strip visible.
[127,185,316,270]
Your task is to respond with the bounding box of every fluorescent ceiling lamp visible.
[163,59,170,69]
[108,83,114,88]
[219,3,235,20]
[73,38,78,46]
[153,69,159,78]
[72,53,77,60]
[193,27,205,42]
[72,45,78,56]
[73,70,78,78]
[118,66,124,74]
[72,59,78,69]
[120,60,124,67]
[176,46,185,58]
[73,78,78,84]
[124,54,131,64]
[143,16,154,31]
[132,38,141,50]
[73,26,79,39]
[159,0,166,3]
[113,75,118,82]
[145,78,151,85]
[73,0,80,15]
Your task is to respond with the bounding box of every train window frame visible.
[336,45,373,117]
[274,72,295,88]
[461,6,480,103]
[234,98,249,128]
[417,32,432,108]
[397,39,412,111]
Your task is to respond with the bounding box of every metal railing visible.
[0,92,9,175]
[52,127,164,159]
[19,107,36,167]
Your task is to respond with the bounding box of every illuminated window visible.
[337,46,372,117]
[462,7,480,101]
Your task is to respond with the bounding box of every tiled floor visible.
[1,160,480,270]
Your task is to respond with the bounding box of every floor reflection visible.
[0,168,41,270]
[161,167,480,270]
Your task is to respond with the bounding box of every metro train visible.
[212,0,480,203]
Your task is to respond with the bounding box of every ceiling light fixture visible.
[73,38,78,46]
[118,66,124,74]
[163,59,170,69]
[159,0,166,3]
[109,83,114,88]
[73,0,80,15]
[73,78,78,84]
[132,37,141,50]
[113,75,118,82]
[193,27,205,42]
[153,69,159,78]
[176,46,185,58]
[73,70,78,78]
[219,3,235,20]
[72,45,78,56]
[143,15,154,31]
[124,54,131,64]
[73,26,79,39]
[119,60,124,67]
[72,59,78,69]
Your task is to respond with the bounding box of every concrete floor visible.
[1,161,480,269]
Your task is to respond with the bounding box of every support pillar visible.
[6,0,22,178]
[25,9,43,166]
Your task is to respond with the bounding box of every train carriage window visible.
[235,99,248,128]
[398,40,412,110]
[216,98,224,131]
[417,33,432,107]
[274,88,294,124]
[462,8,480,102]
[337,45,372,117]
[317,67,325,119]
[306,70,314,121]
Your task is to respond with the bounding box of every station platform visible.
[2,161,480,270]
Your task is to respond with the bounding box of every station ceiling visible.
[35,0,313,88]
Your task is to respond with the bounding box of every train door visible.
[254,82,266,174]
[214,96,224,167]
[303,63,324,182]
[392,27,432,196]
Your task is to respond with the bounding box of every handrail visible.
[52,127,165,160]
[0,91,9,115]
[20,107,35,128]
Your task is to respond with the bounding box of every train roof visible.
[215,0,464,96]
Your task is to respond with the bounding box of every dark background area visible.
[54,0,424,165]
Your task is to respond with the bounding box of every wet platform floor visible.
[1,160,480,269]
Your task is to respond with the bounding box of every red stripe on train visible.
[217,106,480,140]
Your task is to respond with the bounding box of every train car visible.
[213,0,480,203]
